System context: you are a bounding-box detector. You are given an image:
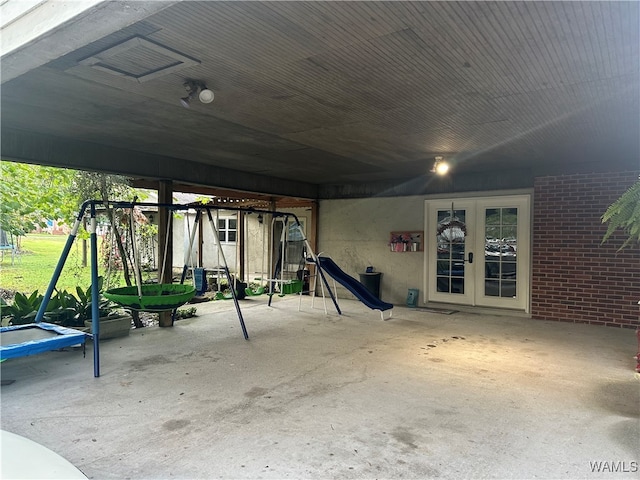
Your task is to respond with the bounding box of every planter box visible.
[84,314,132,340]
[282,280,302,294]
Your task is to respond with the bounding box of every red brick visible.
[532,171,640,328]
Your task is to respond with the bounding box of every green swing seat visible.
[104,284,196,312]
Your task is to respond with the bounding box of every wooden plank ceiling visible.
[1,1,638,196]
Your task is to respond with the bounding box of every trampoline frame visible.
[0,323,89,360]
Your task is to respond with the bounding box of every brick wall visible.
[532,172,640,328]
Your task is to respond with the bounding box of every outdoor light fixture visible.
[198,88,214,104]
[432,156,450,175]
[180,79,214,108]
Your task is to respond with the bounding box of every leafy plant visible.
[175,307,197,319]
[602,179,640,250]
[45,289,81,326]
[0,278,118,328]
[0,290,45,325]
[48,278,117,327]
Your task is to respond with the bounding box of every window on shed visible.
[217,218,237,242]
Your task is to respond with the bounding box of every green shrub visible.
[0,277,117,327]
[175,307,197,319]
[0,290,45,325]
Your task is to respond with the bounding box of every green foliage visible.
[45,289,80,326]
[46,277,115,327]
[72,171,135,206]
[193,196,211,205]
[175,307,197,319]
[0,162,77,238]
[0,278,117,327]
[0,161,146,243]
[72,278,116,320]
[601,179,640,250]
[0,290,45,325]
[46,279,116,327]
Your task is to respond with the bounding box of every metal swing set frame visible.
[29,199,342,378]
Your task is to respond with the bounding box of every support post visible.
[238,210,245,282]
[89,203,101,377]
[158,180,173,327]
[198,213,204,267]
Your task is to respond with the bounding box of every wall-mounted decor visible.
[389,231,423,252]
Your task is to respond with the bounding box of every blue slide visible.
[317,257,393,312]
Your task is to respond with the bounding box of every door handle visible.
[468,252,474,264]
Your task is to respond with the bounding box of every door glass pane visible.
[503,208,518,225]
[501,281,516,298]
[485,208,500,225]
[436,209,466,294]
[484,207,517,298]
[502,225,518,244]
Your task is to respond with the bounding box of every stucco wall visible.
[172,213,237,272]
[319,173,639,329]
[318,196,425,305]
[170,208,311,284]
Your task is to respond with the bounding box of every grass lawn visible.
[0,234,96,295]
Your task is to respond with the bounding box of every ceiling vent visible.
[77,36,200,83]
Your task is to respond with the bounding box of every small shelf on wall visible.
[389,231,423,252]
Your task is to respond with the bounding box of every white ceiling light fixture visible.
[432,156,450,175]
[180,79,214,108]
[199,88,214,104]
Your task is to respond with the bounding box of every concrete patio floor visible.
[1,295,639,479]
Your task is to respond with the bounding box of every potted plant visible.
[43,278,132,339]
[0,282,131,340]
[77,279,132,339]
[601,179,640,251]
[601,179,640,373]
[83,310,132,339]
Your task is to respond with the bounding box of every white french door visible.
[425,195,530,312]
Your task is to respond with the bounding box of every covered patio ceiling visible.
[1,1,638,199]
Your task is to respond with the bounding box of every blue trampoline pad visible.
[0,323,89,360]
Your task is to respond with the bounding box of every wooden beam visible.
[130,179,315,208]
[158,180,173,328]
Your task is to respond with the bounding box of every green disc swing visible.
[104,205,195,312]
[104,284,195,312]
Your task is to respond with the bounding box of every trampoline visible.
[0,323,89,361]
